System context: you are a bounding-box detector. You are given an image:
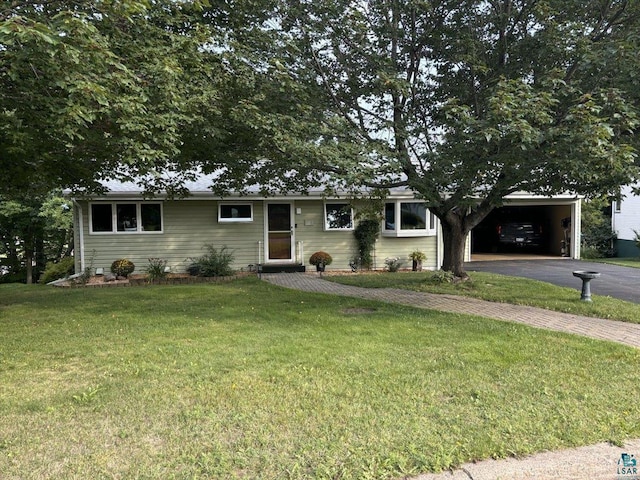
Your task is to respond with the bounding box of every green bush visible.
[187,245,235,277]
[581,223,617,258]
[581,199,617,257]
[146,258,168,280]
[384,257,402,272]
[425,270,457,284]
[111,259,135,277]
[354,218,379,269]
[1,269,27,284]
[39,257,75,284]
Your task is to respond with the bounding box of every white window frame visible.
[324,202,354,231]
[382,201,437,237]
[218,202,254,223]
[89,202,164,234]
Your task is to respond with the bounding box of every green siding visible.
[293,200,438,271]
[79,199,440,274]
[81,200,264,273]
[615,239,640,258]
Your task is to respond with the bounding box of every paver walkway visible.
[262,272,640,349]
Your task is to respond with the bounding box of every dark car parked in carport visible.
[497,221,545,249]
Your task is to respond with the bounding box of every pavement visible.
[261,270,640,480]
[466,258,640,304]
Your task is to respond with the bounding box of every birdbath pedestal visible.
[572,271,601,302]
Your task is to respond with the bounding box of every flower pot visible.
[412,260,422,272]
[316,264,325,272]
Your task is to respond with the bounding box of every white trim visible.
[323,202,354,231]
[218,202,254,223]
[88,202,164,234]
[73,200,85,272]
[264,202,295,263]
[382,200,437,237]
[572,200,581,259]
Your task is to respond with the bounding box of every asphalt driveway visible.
[465,259,640,304]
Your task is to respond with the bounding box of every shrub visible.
[581,199,617,257]
[353,219,379,269]
[146,258,168,280]
[425,270,457,284]
[384,257,402,272]
[0,270,27,284]
[111,259,135,278]
[39,257,75,284]
[309,251,333,266]
[188,245,235,277]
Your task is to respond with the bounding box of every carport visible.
[469,193,582,260]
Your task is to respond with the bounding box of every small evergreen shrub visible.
[39,257,75,284]
[111,258,135,277]
[187,245,235,277]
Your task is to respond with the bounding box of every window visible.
[91,204,113,232]
[218,203,253,222]
[383,201,436,237]
[324,203,353,230]
[90,203,163,234]
[400,202,427,230]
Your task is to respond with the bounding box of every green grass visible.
[327,271,640,323]
[1,279,640,479]
[590,257,640,269]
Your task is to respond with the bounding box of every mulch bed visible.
[56,273,252,288]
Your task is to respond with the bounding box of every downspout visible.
[72,200,85,272]
[436,217,444,269]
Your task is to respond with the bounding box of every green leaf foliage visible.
[269,0,640,275]
[0,0,289,197]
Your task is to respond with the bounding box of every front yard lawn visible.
[327,271,640,323]
[591,257,640,269]
[1,278,639,479]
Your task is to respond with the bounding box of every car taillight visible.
[497,225,502,235]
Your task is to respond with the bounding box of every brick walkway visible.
[262,273,640,349]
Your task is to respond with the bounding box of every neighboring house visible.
[612,184,640,257]
[69,177,582,275]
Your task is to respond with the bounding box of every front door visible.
[266,203,294,262]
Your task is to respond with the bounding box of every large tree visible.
[0,0,288,197]
[255,0,640,277]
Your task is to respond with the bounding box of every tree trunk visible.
[440,219,470,278]
[25,248,33,285]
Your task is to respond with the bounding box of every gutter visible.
[72,200,85,273]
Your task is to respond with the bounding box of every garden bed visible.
[56,272,250,288]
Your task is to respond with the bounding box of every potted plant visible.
[408,250,426,271]
[309,251,332,272]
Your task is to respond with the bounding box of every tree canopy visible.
[0,0,293,197]
[262,0,640,275]
[2,1,639,277]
